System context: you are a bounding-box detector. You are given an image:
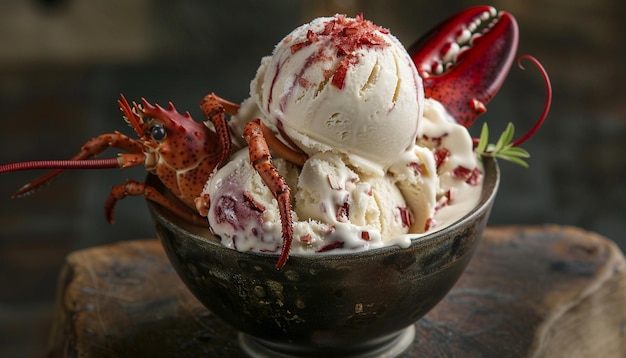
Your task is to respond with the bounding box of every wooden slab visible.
[47,225,626,357]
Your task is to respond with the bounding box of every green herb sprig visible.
[476,122,530,167]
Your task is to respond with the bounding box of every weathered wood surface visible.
[47,225,626,357]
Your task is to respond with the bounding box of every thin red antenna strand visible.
[1,158,121,198]
[0,158,121,174]
[512,55,552,147]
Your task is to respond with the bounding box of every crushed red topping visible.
[433,148,450,169]
[445,188,455,203]
[452,166,471,179]
[422,133,448,147]
[435,196,448,211]
[300,234,313,245]
[452,166,482,185]
[397,206,412,228]
[435,189,456,211]
[316,240,345,252]
[408,161,426,175]
[290,14,390,90]
[466,167,482,185]
[336,200,350,222]
[424,217,436,231]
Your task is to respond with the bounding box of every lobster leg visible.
[199,93,240,170]
[12,131,146,198]
[258,120,308,166]
[243,119,294,269]
[105,179,205,225]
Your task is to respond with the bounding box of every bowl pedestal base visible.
[238,325,415,358]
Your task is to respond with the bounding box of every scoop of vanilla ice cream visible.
[203,149,299,253]
[295,152,411,246]
[250,14,423,173]
[412,98,484,230]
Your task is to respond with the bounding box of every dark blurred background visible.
[0,0,624,356]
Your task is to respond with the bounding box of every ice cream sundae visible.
[203,15,483,257]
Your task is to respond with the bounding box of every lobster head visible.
[118,95,214,173]
[409,6,519,127]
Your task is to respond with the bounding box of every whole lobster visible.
[0,6,551,269]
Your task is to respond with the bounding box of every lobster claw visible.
[408,6,519,127]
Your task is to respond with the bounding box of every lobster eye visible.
[150,123,167,141]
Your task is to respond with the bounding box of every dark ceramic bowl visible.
[148,157,499,357]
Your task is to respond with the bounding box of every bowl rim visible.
[147,157,499,262]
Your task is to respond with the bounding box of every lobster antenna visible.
[512,55,552,147]
[0,158,121,174]
[1,158,121,198]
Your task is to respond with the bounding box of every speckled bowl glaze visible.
[148,157,499,357]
